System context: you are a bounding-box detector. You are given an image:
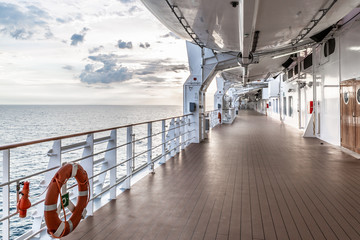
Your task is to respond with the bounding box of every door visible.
[340,80,355,151]
[356,83,360,153]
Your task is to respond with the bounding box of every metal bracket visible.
[291,0,337,46]
[165,0,204,48]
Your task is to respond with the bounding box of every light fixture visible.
[272,49,307,59]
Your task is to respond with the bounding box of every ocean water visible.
[0,105,182,146]
[0,105,182,239]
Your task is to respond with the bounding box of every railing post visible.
[186,117,191,146]
[2,150,10,240]
[32,140,62,236]
[190,115,196,144]
[180,117,185,150]
[147,123,153,172]
[175,117,180,153]
[184,116,188,147]
[132,134,135,171]
[95,130,117,199]
[108,130,117,199]
[125,126,133,189]
[169,119,176,157]
[81,134,94,216]
[160,120,166,164]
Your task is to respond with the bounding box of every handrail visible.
[205,109,219,114]
[0,113,193,150]
[1,113,196,240]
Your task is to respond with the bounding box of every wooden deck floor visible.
[65,110,360,240]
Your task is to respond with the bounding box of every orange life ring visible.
[44,163,89,238]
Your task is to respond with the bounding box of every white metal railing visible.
[223,108,236,124]
[0,114,194,240]
[205,110,221,129]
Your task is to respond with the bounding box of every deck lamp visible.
[272,49,306,59]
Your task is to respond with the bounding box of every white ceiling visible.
[141,0,360,82]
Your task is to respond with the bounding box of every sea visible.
[0,105,182,239]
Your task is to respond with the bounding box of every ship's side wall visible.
[255,18,360,147]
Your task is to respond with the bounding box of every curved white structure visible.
[142,0,360,81]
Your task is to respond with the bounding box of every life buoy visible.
[218,112,222,124]
[44,163,89,238]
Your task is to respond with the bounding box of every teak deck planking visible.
[64,110,360,240]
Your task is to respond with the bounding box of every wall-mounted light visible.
[230,1,239,8]
[272,49,307,59]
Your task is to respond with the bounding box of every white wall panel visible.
[340,20,360,81]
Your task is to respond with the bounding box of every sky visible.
[0,0,193,105]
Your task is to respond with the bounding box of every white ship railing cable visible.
[0,113,195,240]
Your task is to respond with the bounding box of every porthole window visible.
[344,91,349,104]
[357,89,360,104]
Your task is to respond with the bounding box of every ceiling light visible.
[272,49,306,59]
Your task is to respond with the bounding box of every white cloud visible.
[0,2,52,39]
[117,40,132,49]
[80,54,133,84]
[0,0,188,105]
[70,27,89,46]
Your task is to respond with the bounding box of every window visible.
[273,99,275,112]
[288,69,293,79]
[283,97,287,115]
[289,96,293,117]
[276,99,279,113]
[357,88,360,104]
[303,53,313,70]
[324,38,335,57]
[294,65,299,75]
[344,91,349,104]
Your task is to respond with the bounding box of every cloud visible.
[117,40,132,49]
[79,53,187,85]
[138,76,166,83]
[70,27,89,46]
[135,61,188,75]
[7,28,32,39]
[88,45,104,54]
[56,17,72,24]
[80,54,133,84]
[118,0,135,3]
[139,42,150,48]
[128,6,141,14]
[160,32,180,39]
[62,65,73,71]
[71,34,84,46]
[0,3,52,39]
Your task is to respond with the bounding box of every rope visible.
[49,177,67,238]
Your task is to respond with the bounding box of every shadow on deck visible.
[65,110,360,240]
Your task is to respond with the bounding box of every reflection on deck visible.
[65,110,360,240]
